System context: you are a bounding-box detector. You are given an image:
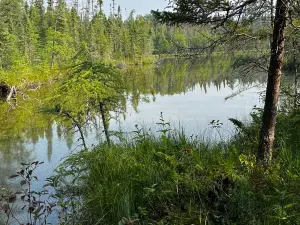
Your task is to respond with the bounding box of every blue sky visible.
[102,0,168,18]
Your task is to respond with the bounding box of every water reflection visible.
[0,57,267,193]
[125,57,266,105]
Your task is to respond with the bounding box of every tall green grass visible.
[54,110,300,225]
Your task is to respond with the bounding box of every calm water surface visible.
[0,57,266,223]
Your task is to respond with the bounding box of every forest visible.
[0,0,300,225]
[0,0,218,70]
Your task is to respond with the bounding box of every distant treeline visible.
[0,0,225,70]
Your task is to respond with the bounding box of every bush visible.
[52,110,300,225]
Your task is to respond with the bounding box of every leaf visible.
[161,135,168,143]
[43,183,54,188]
[20,180,27,186]
[39,161,44,165]
[20,163,29,166]
[21,195,25,201]
[9,175,19,179]
[160,129,170,134]
[33,176,38,181]
[228,118,244,129]
[34,206,43,214]
[118,221,125,225]
[19,169,25,175]
[284,203,297,209]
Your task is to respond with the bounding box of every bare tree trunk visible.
[64,111,88,150]
[50,39,55,70]
[293,38,298,108]
[257,0,287,164]
[99,102,111,145]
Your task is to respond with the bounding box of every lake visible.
[0,57,266,223]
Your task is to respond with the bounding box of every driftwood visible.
[6,86,17,101]
[0,80,47,113]
[6,86,17,108]
[0,79,43,107]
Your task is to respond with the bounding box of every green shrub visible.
[53,110,300,225]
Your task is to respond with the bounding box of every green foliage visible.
[0,0,273,72]
[45,61,126,148]
[50,61,126,116]
[1,161,57,225]
[0,0,221,71]
[51,107,300,225]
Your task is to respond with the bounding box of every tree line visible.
[0,0,223,70]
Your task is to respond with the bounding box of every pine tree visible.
[0,0,23,68]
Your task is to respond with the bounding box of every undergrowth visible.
[50,108,300,225]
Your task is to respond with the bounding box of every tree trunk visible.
[50,16,58,70]
[99,102,110,145]
[64,111,88,150]
[293,38,298,108]
[257,0,287,164]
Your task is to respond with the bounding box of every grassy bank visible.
[52,108,300,225]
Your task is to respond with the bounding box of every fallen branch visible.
[6,86,17,108]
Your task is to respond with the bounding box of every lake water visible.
[0,57,266,223]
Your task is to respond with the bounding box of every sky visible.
[101,0,169,18]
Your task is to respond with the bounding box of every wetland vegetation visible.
[0,0,300,224]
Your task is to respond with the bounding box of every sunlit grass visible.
[53,109,300,225]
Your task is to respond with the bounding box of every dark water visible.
[0,57,268,223]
